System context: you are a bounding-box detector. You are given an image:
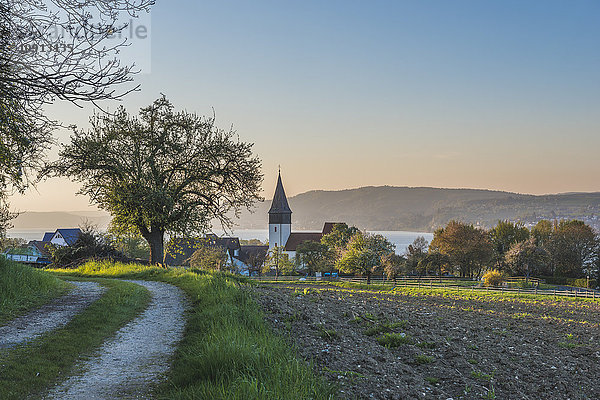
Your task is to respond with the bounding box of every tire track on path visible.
[46,280,187,400]
[0,281,105,349]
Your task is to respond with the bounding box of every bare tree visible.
[0,0,154,233]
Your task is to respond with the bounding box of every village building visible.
[162,171,341,275]
[268,171,341,259]
[3,228,82,266]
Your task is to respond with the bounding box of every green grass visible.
[0,258,72,324]
[425,377,439,384]
[50,261,335,399]
[0,278,151,399]
[364,320,407,336]
[376,332,413,347]
[318,327,339,341]
[260,279,600,305]
[471,370,494,381]
[414,354,434,364]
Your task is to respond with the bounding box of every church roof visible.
[268,172,292,215]
[284,232,324,251]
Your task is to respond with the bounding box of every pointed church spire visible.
[269,170,292,223]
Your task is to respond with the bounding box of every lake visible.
[8,228,433,255]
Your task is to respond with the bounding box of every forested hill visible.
[234,186,600,232]
[10,187,600,233]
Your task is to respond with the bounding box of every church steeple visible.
[268,171,292,224]
[268,170,292,250]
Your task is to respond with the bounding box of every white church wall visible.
[269,223,291,250]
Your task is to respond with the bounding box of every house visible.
[3,228,82,266]
[3,240,52,265]
[43,228,82,247]
[230,244,269,276]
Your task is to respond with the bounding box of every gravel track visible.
[0,281,105,349]
[46,280,187,400]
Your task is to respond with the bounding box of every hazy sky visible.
[10,0,600,212]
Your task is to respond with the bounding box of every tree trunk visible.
[144,229,164,266]
[367,273,371,285]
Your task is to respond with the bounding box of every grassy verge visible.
[51,261,335,399]
[256,279,600,304]
[0,278,151,400]
[0,257,72,324]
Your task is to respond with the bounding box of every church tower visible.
[268,171,292,251]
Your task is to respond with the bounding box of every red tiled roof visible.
[284,232,323,251]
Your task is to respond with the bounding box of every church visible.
[165,171,339,275]
[267,171,339,260]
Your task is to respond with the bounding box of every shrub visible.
[482,269,506,287]
[49,229,126,268]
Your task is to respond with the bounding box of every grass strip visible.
[257,279,600,304]
[51,261,336,400]
[0,258,72,324]
[0,278,151,400]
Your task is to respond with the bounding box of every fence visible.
[249,275,600,300]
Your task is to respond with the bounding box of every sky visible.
[10,0,600,212]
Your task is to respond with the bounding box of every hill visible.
[9,187,600,233]
[10,211,111,231]
[233,186,600,231]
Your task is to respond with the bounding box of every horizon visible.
[10,183,600,215]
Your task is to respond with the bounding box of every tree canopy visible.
[263,245,294,278]
[321,223,359,265]
[295,240,331,275]
[489,220,530,270]
[337,231,394,283]
[505,237,550,280]
[0,0,154,236]
[430,220,492,278]
[50,96,263,264]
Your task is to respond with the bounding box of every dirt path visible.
[46,280,187,400]
[0,281,105,349]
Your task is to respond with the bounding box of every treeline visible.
[273,220,599,288]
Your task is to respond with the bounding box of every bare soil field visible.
[251,283,600,400]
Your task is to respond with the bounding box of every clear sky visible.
[10,0,600,212]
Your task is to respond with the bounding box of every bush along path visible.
[0,281,105,349]
[46,280,187,400]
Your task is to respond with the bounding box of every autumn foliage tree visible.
[505,237,550,282]
[489,220,530,271]
[50,97,263,264]
[430,220,492,278]
[381,253,405,283]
